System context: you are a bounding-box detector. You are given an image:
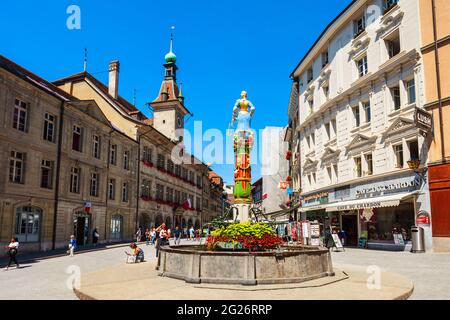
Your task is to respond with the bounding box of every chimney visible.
[108,60,120,99]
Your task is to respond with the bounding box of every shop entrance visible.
[73,213,90,246]
[341,214,358,247]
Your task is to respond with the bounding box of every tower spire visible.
[165,26,177,64]
[83,48,87,72]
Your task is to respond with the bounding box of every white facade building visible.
[290,0,433,251]
[261,127,290,215]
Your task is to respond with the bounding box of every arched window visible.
[110,215,123,240]
[16,206,42,242]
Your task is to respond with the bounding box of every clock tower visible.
[150,35,190,142]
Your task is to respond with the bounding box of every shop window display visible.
[365,203,414,242]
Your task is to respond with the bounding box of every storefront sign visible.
[337,202,382,211]
[304,192,329,204]
[416,211,431,226]
[415,107,433,131]
[356,179,418,197]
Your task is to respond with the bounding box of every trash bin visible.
[411,226,425,253]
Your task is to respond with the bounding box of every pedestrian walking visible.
[136,227,142,242]
[155,223,168,258]
[174,226,182,245]
[145,228,150,246]
[4,237,20,271]
[92,228,100,246]
[151,228,156,246]
[68,235,77,257]
[189,226,195,241]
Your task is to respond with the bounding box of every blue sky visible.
[1,0,351,185]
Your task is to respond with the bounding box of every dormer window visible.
[307,68,313,84]
[353,14,366,38]
[322,51,329,68]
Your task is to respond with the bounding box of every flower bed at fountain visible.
[206,222,283,251]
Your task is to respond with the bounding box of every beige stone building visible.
[52,42,223,233]
[0,42,225,255]
[0,55,137,255]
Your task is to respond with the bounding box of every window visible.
[122,182,129,202]
[156,184,164,201]
[406,79,416,104]
[354,14,366,37]
[70,167,80,193]
[175,164,181,177]
[408,140,419,161]
[108,179,116,200]
[352,106,361,127]
[157,154,165,170]
[365,153,373,176]
[110,145,117,165]
[325,123,331,139]
[90,173,99,197]
[307,68,313,84]
[322,51,329,68]
[92,135,101,159]
[334,164,338,181]
[384,0,399,13]
[13,99,28,132]
[123,151,130,170]
[174,190,181,204]
[196,197,201,210]
[391,87,401,110]
[197,175,202,188]
[354,156,362,178]
[363,101,371,123]
[15,207,41,242]
[331,119,337,138]
[167,159,174,174]
[141,179,151,198]
[309,98,314,113]
[9,151,25,184]
[386,34,401,59]
[72,125,82,152]
[143,146,152,162]
[166,187,173,203]
[43,113,56,142]
[327,166,333,183]
[110,216,123,240]
[357,56,368,77]
[394,144,404,168]
[40,160,53,189]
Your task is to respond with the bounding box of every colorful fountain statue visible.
[231,91,255,222]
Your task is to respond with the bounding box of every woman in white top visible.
[5,237,20,271]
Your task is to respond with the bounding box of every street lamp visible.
[407,159,428,184]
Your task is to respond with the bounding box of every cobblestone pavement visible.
[331,248,450,300]
[0,239,202,300]
[1,242,448,300]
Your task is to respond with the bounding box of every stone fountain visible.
[157,91,334,286]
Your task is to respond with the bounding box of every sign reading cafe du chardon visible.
[355,179,419,197]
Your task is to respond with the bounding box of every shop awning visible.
[298,205,329,213]
[324,191,419,212]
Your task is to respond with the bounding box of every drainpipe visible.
[104,130,113,242]
[431,0,445,162]
[52,101,66,250]
[135,133,142,231]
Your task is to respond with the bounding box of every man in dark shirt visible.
[174,226,182,245]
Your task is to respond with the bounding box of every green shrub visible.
[212,222,275,239]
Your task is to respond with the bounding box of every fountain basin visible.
[157,245,334,286]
